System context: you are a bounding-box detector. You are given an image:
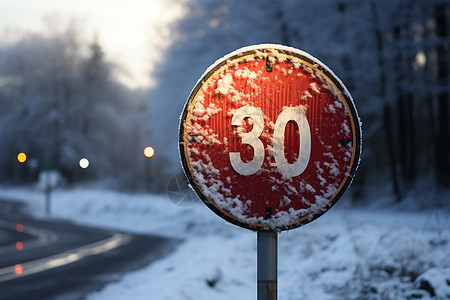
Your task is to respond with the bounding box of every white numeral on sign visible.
[230,105,311,178]
[229,105,265,176]
[273,107,311,178]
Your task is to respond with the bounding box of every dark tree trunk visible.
[371,0,402,201]
[275,0,291,46]
[397,93,416,183]
[384,105,402,201]
[434,3,450,186]
[393,3,416,187]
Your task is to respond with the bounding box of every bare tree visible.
[0,20,142,187]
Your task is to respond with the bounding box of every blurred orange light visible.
[16,223,23,232]
[15,264,22,275]
[17,152,27,163]
[16,241,23,251]
[144,146,155,158]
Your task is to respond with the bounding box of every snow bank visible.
[0,186,448,299]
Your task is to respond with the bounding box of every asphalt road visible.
[0,199,178,300]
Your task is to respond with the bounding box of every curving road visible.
[0,199,178,300]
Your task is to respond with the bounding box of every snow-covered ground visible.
[0,185,449,299]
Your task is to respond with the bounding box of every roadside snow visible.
[0,186,448,299]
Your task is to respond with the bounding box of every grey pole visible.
[257,231,278,300]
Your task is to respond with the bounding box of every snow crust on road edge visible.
[0,186,448,299]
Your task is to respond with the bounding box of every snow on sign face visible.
[179,44,362,232]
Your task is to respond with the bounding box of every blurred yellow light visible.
[79,158,90,169]
[17,152,27,163]
[144,146,155,158]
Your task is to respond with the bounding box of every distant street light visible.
[79,158,90,169]
[17,152,27,163]
[144,146,155,158]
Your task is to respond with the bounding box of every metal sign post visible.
[257,232,278,300]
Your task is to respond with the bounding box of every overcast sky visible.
[0,0,182,88]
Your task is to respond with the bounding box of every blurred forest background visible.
[1,0,449,204]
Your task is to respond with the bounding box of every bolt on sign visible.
[179,44,362,232]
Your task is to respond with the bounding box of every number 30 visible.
[229,105,311,178]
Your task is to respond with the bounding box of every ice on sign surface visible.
[181,45,360,231]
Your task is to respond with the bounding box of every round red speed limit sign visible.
[179,44,361,231]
